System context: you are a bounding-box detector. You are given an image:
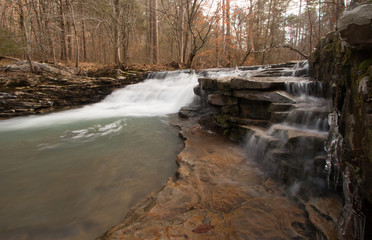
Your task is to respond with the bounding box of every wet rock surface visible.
[99,117,341,240]
[0,61,146,119]
[310,3,372,237]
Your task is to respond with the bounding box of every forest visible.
[0,0,352,69]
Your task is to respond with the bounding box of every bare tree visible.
[113,0,121,65]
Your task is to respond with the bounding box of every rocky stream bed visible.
[0,60,345,240]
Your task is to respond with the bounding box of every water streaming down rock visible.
[245,75,330,187]
[194,61,332,186]
[0,70,199,131]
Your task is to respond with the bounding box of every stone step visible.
[228,117,270,127]
[270,124,328,141]
[270,111,290,123]
[232,90,297,103]
[269,103,294,112]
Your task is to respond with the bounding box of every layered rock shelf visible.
[193,65,330,185]
[0,61,146,119]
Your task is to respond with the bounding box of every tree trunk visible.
[82,19,87,61]
[113,0,121,65]
[146,0,151,63]
[225,0,232,67]
[41,0,56,63]
[178,0,184,64]
[66,21,72,61]
[59,0,68,61]
[152,0,158,64]
[67,0,79,68]
[18,0,34,72]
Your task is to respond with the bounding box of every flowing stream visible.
[0,71,197,240]
[0,63,341,240]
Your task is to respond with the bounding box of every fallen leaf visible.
[192,224,215,233]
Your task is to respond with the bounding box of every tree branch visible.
[280,44,309,59]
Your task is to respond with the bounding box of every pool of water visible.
[0,116,183,240]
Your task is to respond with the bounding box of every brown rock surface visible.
[98,119,333,240]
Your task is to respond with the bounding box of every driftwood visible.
[0,56,20,61]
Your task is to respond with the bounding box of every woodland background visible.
[0,0,361,69]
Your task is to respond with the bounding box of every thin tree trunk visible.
[41,0,56,63]
[59,0,68,61]
[225,0,232,67]
[67,0,79,68]
[82,19,87,61]
[66,21,72,61]
[146,0,151,63]
[183,29,189,64]
[18,0,34,72]
[152,0,158,64]
[113,0,121,65]
[178,0,184,64]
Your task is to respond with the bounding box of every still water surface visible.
[0,117,182,240]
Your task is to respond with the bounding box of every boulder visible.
[337,3,372,48]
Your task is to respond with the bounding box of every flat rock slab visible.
[98,122,318,240]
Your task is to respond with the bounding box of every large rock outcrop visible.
[309,2,372,238]
[337,2,372,48]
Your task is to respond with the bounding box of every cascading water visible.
[0,71,198,240]
[0,71,198,130]
[244,65,331,187]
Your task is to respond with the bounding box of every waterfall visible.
[0,71,199,130]
[244,68,331,188]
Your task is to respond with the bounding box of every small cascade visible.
[245,78,331,186]
[292,60,309,77]
[0,70,199,130]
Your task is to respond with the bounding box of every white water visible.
[0,71,198,130]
